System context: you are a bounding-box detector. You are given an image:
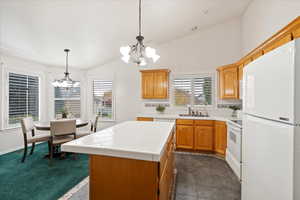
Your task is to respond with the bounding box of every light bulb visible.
[73,82,80,87]
[145,47,155,57]
[121,55,130,63]
[139,58,147,66]
[120,46,131,56]
[152,54,160,63]
[52,80,60,87]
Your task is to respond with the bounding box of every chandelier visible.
[52,49,79,88]
[120,0,160,66]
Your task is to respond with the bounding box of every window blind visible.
[54,86,80,118]
[173,78,192,106]
[194,77,212,105]
[93,80,113,120]
[173,76,213,106]
[8,72,39,125]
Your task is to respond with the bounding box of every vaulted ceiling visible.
[0,0,251,68]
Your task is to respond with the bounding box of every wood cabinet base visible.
[90,155,159,200]
[89,131,176,200]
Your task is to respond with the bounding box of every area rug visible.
[0,143,89,200]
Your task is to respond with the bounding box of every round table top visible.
[34,119,89,131]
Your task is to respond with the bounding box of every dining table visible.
[34,119,89,131]
[34,119,89,159]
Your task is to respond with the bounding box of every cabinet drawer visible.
[194,120,213,126]
[176,119,194,125]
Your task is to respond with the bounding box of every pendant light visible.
[120,0,160,66]
[52,49,79,88]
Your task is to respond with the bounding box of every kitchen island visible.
[62,121,176,200]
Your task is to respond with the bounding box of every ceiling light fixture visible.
[120,0,160,66]
[52,49,79,88]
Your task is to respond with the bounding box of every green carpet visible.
[0,143,89,200]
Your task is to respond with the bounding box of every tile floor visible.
[65,152,241,200]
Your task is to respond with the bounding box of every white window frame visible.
[92,79,115,122]
[4,69,41,129]
[171,73,215,108]
[54,84,81,119]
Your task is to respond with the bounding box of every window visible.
[54,85,80,118]
[173,75,213,106]
[93,80,113,120]
[8,72,39,126]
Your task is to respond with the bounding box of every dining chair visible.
[49,119,76,160]
[76,115,99,138]
[21,117,51,163]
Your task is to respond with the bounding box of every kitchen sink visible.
[179,114,210,117]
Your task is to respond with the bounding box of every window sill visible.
[98,119,116,122]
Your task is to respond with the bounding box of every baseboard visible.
[0,145,26,155]
[225,149,241,180]
[0,143,38,156]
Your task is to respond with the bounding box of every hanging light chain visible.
[139,0,142,36]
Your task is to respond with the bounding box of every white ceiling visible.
[0,0,251,69]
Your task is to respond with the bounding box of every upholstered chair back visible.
[91,115,99,132]
[50,119,76,137]
[21,117,34,135]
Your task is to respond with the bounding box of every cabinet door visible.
[219,66,239,99]
[194,126,213,151]
[176,125,194,149]
[238,64,244,81]
[141,72,154,98]
[214,121,227,155]
[153,71,168,99]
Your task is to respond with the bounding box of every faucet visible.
[188,105,192,115]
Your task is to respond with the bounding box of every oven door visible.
[227,125,241,162]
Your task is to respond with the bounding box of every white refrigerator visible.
[242,39,300,200]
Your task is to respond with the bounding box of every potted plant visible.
[61,107,69,118]
[156,104,166,114]
[229,105,240,118]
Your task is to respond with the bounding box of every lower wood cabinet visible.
[176,125,194,149]
[214,121,227,155]
[176,119,227,156]
[194,126,214,151]
[136,117,154,121]
[90,130,175,200]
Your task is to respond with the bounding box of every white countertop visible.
[137,113,240,122]
[61,121,175,161]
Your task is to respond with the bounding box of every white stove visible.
[226,120,243,181]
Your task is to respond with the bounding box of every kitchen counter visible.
[136,113,241,123]
[62,121,176,200]
[61,121,175,161]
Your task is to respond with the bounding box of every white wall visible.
[87,18,242,127]
[0,54,87,154]
[242,0,300,55]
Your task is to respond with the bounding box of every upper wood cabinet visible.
[238,64,244,81]
[140,69,169,99]
[263,33,292,54]
[214,121,227,156]
[218,17,300,83]
[217,64,239,99]
[293,28,300,39]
